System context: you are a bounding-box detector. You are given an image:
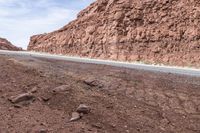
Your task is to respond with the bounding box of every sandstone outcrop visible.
[0,38,22,51]
[28,0,200,67]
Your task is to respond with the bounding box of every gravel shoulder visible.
[0,55,200,133]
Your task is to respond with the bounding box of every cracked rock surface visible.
[28,0,200,67]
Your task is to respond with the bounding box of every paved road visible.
[1,50,200,77]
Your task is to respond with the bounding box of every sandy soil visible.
[0,55,199,133]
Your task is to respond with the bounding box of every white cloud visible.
[0,0,94,49]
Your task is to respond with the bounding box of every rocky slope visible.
[0,55,200,132]
[0,38,22,51]
[28,0,200,67]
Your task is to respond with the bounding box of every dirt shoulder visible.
[0,55,199,133]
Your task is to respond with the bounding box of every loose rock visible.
[91,123,102,129]
[76,104,90,114]
[84,78,104,88]
[10,93,35,104]
[38,129,47,133]
[30,87,38,93]
[52,85,70,93]
[70,112,81,122]
[13,104,22,108]
[41,96,51,102]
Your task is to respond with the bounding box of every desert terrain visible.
[0,54,199,133]
[1,0,200,132]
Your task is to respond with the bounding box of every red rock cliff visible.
[0,38,22,51]
[28,0,200,67]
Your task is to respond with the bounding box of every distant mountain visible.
[0,38,22,51]
[28,0,200,67]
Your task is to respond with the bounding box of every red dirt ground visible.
[0,55,199,133]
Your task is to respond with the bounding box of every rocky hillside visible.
[28,0,200,67]
[0,38,22,51]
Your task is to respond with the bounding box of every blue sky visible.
[0,0,95,49]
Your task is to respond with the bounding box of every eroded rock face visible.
[28,0,200,67]
[0,38,22,51]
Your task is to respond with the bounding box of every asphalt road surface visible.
[0,50,200,77]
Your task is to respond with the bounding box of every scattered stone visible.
[70,112,81,122]
[84,78,95,86]
[76,104,90,114]
[84,78,104,88]
[111,124,116,128]
[30,87,38,93]
[40,122,47,126]
[13,104,22,108]
[38,129,47,133]
[9,93,35,104]
[52,85,70,93]
[41,96,51,102]
[91,123,102,129]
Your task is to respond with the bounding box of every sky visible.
[0,0,95,49]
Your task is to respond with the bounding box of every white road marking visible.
[0,50,200,77]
